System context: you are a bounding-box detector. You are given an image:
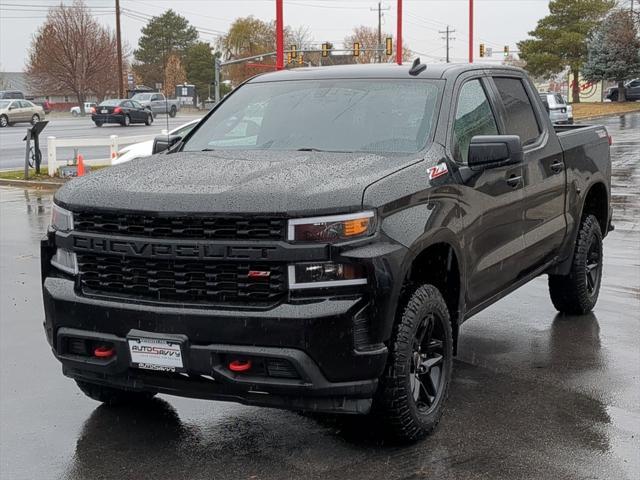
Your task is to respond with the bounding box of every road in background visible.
[0,114,638,479]
[0,113,202,170]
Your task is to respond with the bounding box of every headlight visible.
[51,248,78,275]
[288,211,375,243]
[289,263,367,289]
[50,203,74,231]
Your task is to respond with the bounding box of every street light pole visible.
[276,0,284,70]
[469,0,474,63]
[396,0,402,65]
[115,0,124,98]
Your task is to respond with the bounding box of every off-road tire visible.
[0,115,8,128]
[549,214,603,315]
[76,380,156,406]
[374,284,453,443]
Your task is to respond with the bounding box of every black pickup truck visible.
[42,62,612,442]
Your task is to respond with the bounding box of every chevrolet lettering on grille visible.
[70,235,276,260]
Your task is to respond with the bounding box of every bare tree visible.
[26,0,122,114]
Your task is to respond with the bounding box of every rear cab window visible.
[492,77,542,146]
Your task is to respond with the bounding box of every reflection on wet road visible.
[0,114,638,479]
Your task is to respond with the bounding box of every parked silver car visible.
[0,99,45,127]
[538,92,571,124]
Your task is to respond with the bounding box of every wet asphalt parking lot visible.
[0,113,203,169]
[0,114,638,480]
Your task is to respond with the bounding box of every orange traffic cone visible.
[77,153,85,177]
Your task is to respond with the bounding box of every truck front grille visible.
[77,254,286,305]
[74,212,286,241]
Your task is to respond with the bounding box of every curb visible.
[0,178,66,190]
[574,109,640,122]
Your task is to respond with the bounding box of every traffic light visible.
[385,37,393,56]
[353,42,360,57]
[479,43,485,58]
[287,52,292,64]
[298,53,304,65]
[291,45,297,59]
[504,45,509,57]
[322,43,329,57]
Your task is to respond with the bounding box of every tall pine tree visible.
[518,0,614,102]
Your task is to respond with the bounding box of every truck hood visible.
[55,150,422,214]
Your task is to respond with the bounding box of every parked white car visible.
[562,96,574,124]
[70,102,97,116]
[113,118,200,165]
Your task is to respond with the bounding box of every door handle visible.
[506,174,522,187]
[550,160,564,173]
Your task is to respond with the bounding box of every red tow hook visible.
[94,345,115,358]
[229,359,252,373]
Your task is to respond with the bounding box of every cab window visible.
[452,79,499,164]
[493,77,541,146]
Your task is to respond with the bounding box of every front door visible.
[451,77,526,309]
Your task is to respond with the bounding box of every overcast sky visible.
[0,0,553,72]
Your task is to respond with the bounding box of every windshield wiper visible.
[296,147,352,153]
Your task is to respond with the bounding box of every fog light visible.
[289,262,366,289]
[51,248,78,275]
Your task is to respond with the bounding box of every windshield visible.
[99,99,121,106]
[183,79,442,154]
[132,93,152,101]
[0,100,10,109]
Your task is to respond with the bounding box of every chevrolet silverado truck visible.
[42,62,612,442]
[130,92,180,117]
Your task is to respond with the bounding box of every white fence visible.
[46,133,165,176]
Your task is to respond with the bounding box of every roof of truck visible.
[247,62,526,83]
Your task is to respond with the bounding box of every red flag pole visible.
[468,0,474,63]
[276,0,284,70]
[396,0,403,65]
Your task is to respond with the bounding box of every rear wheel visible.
[549,214,603,314]
[0,115,7,128]
[75,380,156,406]
[373,284,453,442]
[144,113,153,126]
[169,106,177,118]
[610,91,619,101]
[122,114,130,127]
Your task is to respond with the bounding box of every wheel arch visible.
[396,231,465,354]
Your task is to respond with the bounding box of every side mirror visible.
[468,135,523,169]
[152,134,182,154]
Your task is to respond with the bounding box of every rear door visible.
[450,75,526,308]
[489,74,566,271]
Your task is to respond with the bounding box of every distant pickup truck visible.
[130,92,180,117]
[42,62,612,443]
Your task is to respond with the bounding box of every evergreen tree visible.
[518,0,614,102]
[583,9,640,101]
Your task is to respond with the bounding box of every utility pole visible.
[115,0,124,98]
[468,0,474,63]
[439,26,455,63]
[371,2,390,63]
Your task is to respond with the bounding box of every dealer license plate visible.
[101,109,108,113]
[127,335,185,372]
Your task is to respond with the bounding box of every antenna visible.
[409,57,426,76]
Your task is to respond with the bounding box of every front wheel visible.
[373,284,453,442]
[549,214,603,314]
[0,115,7,128]
[122,114,130,127]
[72,110,79,117]
[75,380,156,406]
